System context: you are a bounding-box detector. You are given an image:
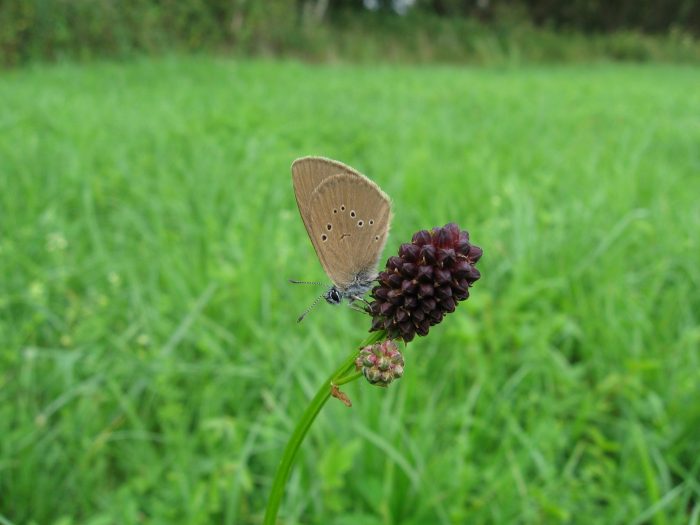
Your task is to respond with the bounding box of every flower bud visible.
[355,340,405,387]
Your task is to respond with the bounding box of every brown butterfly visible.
[291,157,392,321]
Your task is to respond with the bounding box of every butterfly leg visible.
[348,303,370,315]
[350,295,372,307]
[348,295,373,314]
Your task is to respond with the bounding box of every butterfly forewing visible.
[307,173,392,290]
[292,157,365,240]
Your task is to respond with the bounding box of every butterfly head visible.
[324,286,343,305]
[325,271,376,305]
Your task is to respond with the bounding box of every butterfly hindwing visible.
[307,173,392,290]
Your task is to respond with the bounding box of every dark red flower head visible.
[368,223,482,342]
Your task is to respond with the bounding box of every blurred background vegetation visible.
[1,0,700,66]
[2,2,700,525]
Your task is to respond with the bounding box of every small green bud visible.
[355,340,405,387]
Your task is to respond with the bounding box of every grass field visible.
[1,56,699,524]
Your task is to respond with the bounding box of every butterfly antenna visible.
[297,294,324,323]
[289,279,325,286]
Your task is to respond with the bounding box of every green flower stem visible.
[334,370,362,385]
[263,331,384,525]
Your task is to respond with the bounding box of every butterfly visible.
[291,157,392,321]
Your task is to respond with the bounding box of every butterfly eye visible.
[357,220,364,227]
[350,210,356,218]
